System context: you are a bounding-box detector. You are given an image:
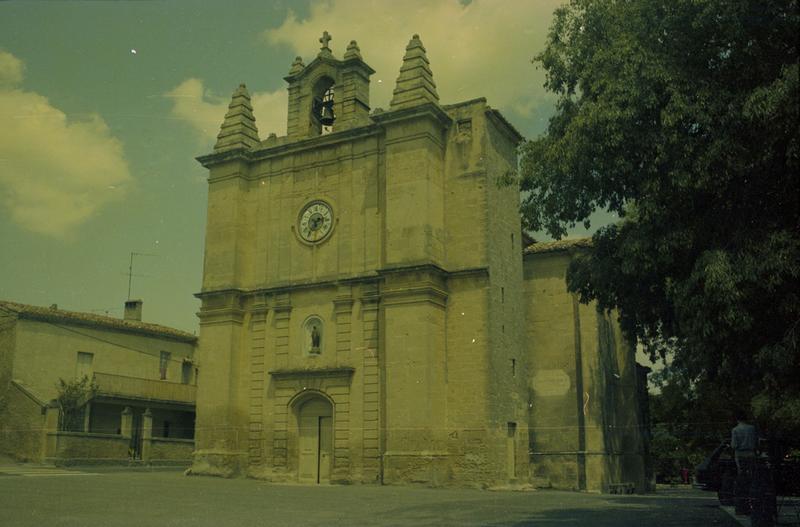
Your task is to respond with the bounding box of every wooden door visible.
[297,398,333,483]
[318,416,332,483]
[507,422,517,479]
[298,413,320,483]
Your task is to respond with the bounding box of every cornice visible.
[249,123,382,162]
[371,102,452,129]
[196,265,487,302]
[485,108,524,145]
[381,284,448,308]
[197,123,383,171]
[196,148,251,169]
[194,288,246,300]
[268,366,355,379]
[196,307,245,326]
[377,262,448,277]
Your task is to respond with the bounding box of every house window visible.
[159,351,170,380]
[76,352,94,380]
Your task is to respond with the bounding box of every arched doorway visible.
[297,396,333,483]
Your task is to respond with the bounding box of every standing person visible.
[731,410,758,472]
[731,409,758,515]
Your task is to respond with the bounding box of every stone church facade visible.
[190,33,648,492]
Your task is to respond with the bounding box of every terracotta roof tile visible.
[523,237,593,255]
[0,300,197,343]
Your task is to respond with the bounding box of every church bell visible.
[318,98,335,126]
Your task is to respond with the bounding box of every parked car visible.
[695,441,800,498]
[695,442,736,499]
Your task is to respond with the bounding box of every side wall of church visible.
[416,99,529,488]
[483,110,529,484]
[523,250,647,492]
[594,310,649,491]
[524,252,582,489]
[442,100,530,485]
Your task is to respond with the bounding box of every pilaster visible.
[191,291,247,477]
[247,296,269,466]
[141,408,153,463]
[333,285,354,359]
[380,266,449,485]
[373,104,451,268]
[360,284,381,481]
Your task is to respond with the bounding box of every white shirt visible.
[731,422,757,452]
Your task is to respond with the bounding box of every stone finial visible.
[318,30,333,57]
[214,83,260,153]
[288,56,305,76]
[389,34,439,110]
[344,40,362,60]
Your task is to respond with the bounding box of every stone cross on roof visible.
[319,31,332,51]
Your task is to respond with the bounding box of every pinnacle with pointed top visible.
[390,34,439,110]
[214,83,260,152]
[344,40,362,61]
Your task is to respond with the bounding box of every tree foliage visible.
[56,376,97,432]
[648,366,732,481]
[521,0,799,433]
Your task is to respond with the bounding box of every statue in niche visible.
[311,325,321,350]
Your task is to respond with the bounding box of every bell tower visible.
[284,31,375,140]
[192,32,625,490]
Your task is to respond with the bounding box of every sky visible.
[0,0,608,333]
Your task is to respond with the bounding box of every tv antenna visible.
[126,252,156,299]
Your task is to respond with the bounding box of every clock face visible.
[298,201,334,243]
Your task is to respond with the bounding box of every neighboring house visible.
[0,299,197,465]
[189,33,650,492]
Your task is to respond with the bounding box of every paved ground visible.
[0,464,743,527]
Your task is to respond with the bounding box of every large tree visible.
[520,0,799,434]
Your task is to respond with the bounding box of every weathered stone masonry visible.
[190,33,649,492]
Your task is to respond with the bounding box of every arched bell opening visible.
[311,76,336,135]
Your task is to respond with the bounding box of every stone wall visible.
[148,437,194,463]
[46,431,194,466]
[47,431,129,465]
[523,249,648,492]
[13,319,195,404]
[193,39,647,491]
[0,382,46,462]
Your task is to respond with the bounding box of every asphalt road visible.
[0,466,740,527]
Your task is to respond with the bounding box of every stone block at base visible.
[188,450,247,478]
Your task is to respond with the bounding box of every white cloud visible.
[0,50,24,87]
[0,50,131,238]
[169,1,559,142]
[165,78,287,142]
[264,0,561,118]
